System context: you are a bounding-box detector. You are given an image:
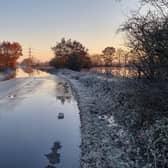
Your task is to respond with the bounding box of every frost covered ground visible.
[54,69,168,168]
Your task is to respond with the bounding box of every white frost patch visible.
[98,115,118,127]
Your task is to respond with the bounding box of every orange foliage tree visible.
[0,41,22,69]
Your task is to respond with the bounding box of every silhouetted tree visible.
[51,38,91,71]
[21,58,34,66]
[102,47,116,66]
[90,54,104,66]
[115,48,129,66]
[141,0,168,17]
[121,2,168,79]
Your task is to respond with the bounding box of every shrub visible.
[50,38,92,71]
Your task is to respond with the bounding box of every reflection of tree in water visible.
[56,82,72,104]
[22,67,44,77]
[91,67,138,77]
[4,71,16,80]
[45,165,57,168]
[45,141,62,168]
[22,67,35,77]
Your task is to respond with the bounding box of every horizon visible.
[0,0,139,61]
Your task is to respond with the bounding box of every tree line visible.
[1,0,168,80]
[50,0,168,80]
[0,41,22,57]
[50,38,132,70]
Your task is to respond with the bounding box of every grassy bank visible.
[51,69,168,168]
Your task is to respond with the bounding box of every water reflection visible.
[22,67,34,76]
[3,67,49,81]
[16,67,49,78]
[45,142,62,168]
[0,69,81,168]
[3,71,16,80]
[89,67,138,78]
[56,82,72,104]
[46,165,57,168]
[0,76,44,113]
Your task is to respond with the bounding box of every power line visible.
[29,48,32,59]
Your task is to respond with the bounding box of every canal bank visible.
[57,69,129,168]
[1,67,167,168]
[55,69,168,168]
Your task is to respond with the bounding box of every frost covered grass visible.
[51,69,168,168]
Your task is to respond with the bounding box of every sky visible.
[0,0,139,61]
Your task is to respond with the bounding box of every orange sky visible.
[20,32,128,62]
[0,0,139,62]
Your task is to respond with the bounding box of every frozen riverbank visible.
[54,69,168,168]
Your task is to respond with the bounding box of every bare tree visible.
[121,6,168,79]
[102,47,116,66]
[142,0,168,16]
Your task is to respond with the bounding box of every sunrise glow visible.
[0,0,139,62]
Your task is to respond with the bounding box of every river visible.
[0,68,81,168]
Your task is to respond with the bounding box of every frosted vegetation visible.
[48,2,168,165]
[56,69,168,168]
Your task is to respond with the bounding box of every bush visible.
[67,53,82,71]
[50,52,92,71]
[50,57,68,69]
[50,38,92,71]
[122,8,168,80]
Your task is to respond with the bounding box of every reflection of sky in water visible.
[3,68,49,81]
[90,67,138,77]
[0,72,81,168]
[16,67,49,78]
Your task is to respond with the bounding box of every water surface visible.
[0,68,81,168]
[88,67,138,78]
